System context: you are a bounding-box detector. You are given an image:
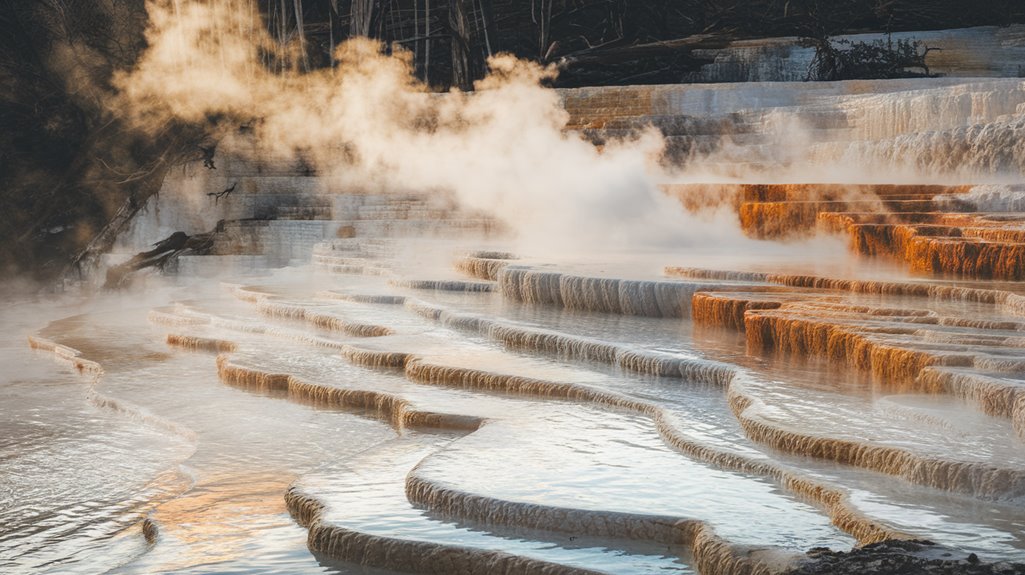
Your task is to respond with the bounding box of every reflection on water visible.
[0,300,185,574]
[10,67,1025,573]
[302,435,695,574]
[0,289,400,575]
[5,246,1025,574]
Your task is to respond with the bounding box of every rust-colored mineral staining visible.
[706,183,1025,281]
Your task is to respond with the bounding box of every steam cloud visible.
[116,0,757,256]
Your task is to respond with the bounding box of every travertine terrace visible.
[7,77,1025,575]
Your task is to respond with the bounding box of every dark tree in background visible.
[0,0,162,280]
[0,0,226,281]
[295,0,1023,87]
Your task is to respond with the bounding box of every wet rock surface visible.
[789,540,1025,575]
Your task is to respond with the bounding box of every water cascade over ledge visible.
[5,5,1025,573]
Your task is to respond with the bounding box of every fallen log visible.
[104,230,214,289]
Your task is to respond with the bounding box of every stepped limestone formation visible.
[7,77,1025,575]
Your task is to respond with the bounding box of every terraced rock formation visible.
[9,77,1025,574]
[692,183,1025,281]
[17,175,1025,574]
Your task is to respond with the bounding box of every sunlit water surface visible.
[3,246,1025,573]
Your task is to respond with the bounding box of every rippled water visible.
[0,288,403,575]
[422,286,1025,553]
[16,63,1025,572]
[4,244,1025,574]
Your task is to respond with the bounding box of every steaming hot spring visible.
[3,2,1025,574]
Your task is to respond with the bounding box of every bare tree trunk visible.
[536,0,552,59]
[449,0,472,90]
[424,0,431,84]
[65,161,171,283]
[476,0,494,58]
[350,0,381,36]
